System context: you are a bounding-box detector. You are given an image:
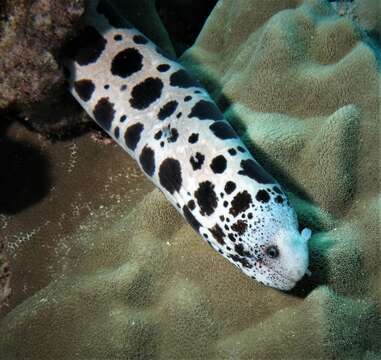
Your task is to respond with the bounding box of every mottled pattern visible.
[64,0,311,290]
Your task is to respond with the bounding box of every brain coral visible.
[0,0,380,358]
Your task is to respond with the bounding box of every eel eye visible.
[266,245,279,259]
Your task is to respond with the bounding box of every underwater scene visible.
[0,0,380,358]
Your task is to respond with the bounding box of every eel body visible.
[64,0,311,290]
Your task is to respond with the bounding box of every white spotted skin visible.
[64,0,311,290]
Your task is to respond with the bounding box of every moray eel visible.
[63,0,311,290]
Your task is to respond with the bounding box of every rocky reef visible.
[0,0,176,135]
[0,242,11,308]
[0,0,380,359]
[0,0,87,134]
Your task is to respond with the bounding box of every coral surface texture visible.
[0,0,380,359]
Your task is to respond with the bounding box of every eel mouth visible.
[256,257,300,283]
[269,268,301,290]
